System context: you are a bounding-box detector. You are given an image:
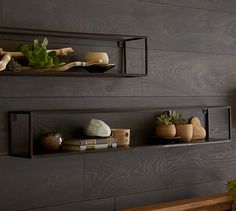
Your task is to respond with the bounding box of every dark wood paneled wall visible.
[1,0,236,211]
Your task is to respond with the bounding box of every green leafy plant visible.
[156,112,173,126]
[6,58,21,72]
[169,110,188,125]
[20,38,65,68]
[227,179,236,201]
[227,179,236,210]
[156,110,188,126]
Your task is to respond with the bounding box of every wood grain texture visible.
[1,1,236,211]
[84,141,236,200]
[143,50,236,97]
[0,156,84,211]
[23,198,114,211]
[3,0,236,54]
[120,192,233,211]
[116,180,229,210]
[139,0,236,14]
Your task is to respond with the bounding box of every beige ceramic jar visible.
[175,124,193,142]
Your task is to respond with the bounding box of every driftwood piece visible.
[0,47,74,58]
[17,60,102,72]
[0,53,12,71]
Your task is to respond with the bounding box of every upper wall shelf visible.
[0,27,148,77]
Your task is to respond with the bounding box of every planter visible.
[155,124,176,138]
[175,124,193,142]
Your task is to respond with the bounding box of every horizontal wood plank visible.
[116,180,229,210]
[140,0,236,14]
[84,141,236,200]
[3,0,236,54]
[0,156,84,211]
[23,198,114,211]
[143,50,236,97]
[120,192,233,211]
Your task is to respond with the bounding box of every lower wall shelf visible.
[9,106,231,158]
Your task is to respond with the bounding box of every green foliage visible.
[6,58,21,72]
[20,38,65,68]
[156,112,173,126]
[156,110,188,126]
[169,110,188,125]
[227,179,236,202]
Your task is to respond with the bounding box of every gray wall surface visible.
[1,0,236,210]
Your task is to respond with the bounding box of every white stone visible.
[85,119,111,137]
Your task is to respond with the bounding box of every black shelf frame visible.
[0,27,148,77]
[9,106,231,159]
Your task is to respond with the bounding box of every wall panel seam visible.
[138,0,236,16]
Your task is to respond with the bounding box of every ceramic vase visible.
[155,124,176,138]
[175,124,193,142]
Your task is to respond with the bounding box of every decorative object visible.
[190,117,206,140]
[85,119,111,137]
[84,52,109,64]
[83,63,115,73]
[41,133,63,152]
[175,124,193,142]
[83,52,115,73]
[0,53,12,71]
[17,60,102,72]
[227,179,236,211]
[155,112,176,138]
[170,110,193,142]
[111,129,130,146]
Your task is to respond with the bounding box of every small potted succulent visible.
[170,110,193,142]
[155,112,176,138]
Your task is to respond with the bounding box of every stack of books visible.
[63,137,117,151]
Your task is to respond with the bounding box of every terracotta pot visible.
[175,124,193,142]
[155,124,176,138]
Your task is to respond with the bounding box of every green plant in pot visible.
[170,110,193,143]
[155,112,176,138]
[227,179,236,211]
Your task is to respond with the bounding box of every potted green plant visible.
[155,112,176,138]
[227,179,236,211]
[170,110,193,142]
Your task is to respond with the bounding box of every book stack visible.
[63,137,117,151]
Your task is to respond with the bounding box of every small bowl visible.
[84,64,115,73]
[84,52,109,65]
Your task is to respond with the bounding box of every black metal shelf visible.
[28,138,231,158]
[9,106,231,158]
[1,27,148,77]
[0,71,145,77]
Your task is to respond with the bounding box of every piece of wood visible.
[120,192,233,211]
[17,60,102,72]
[0,47,74,58]
[0,53,11,71]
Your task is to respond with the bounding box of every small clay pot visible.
[175,124,193,142]
[155,124,176,138]
[41,133,63,152]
